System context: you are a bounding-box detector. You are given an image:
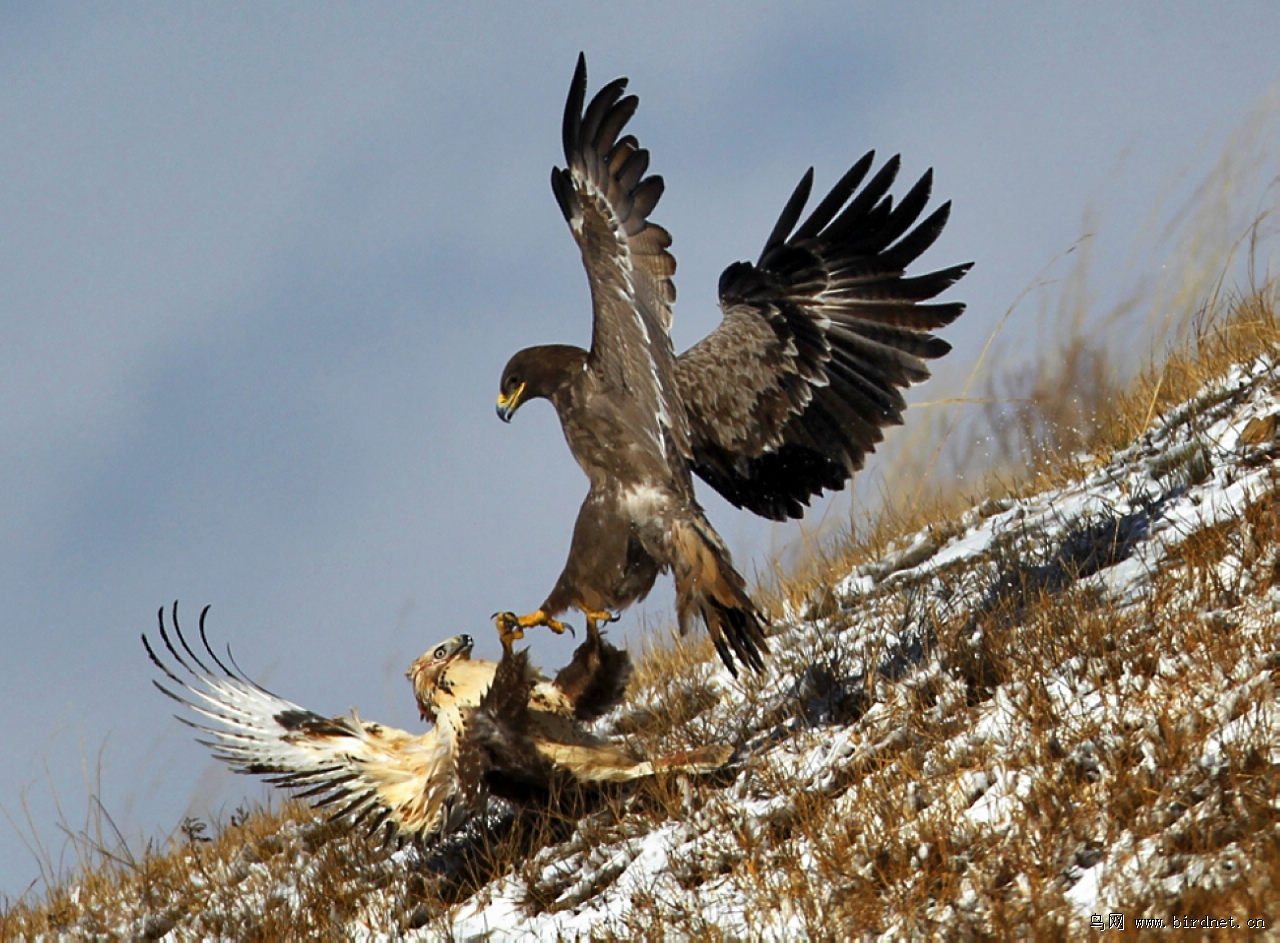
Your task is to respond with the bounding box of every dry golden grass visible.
[613,466,1280,939]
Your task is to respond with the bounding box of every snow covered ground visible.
[13,354,1280,938]
[429,354,1280,938]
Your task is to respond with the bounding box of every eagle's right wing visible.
[678,153,971,520]
[143,603,474,845]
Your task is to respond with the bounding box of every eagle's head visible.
[406,634,474,721]
[496,345,588,422]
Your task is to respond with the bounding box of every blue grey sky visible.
[4,4,1279,899]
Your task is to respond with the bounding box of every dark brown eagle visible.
[144,603,730,845]
[495,55,970,675]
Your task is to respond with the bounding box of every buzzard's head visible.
[406,634,474,721]
[496,345,588,422]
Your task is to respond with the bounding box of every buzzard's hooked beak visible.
[496,382,526,423]
[406,634,475,680]
[407,634,474,721]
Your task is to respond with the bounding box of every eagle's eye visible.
[433,646,448,660]
[505,374,522,393]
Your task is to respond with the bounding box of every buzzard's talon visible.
[492,611,525,649]
[494,609,571,637]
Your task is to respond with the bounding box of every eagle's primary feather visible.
[496,55,970,674]
[144,602,731,846]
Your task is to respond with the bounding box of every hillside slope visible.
[6,338,1279,939]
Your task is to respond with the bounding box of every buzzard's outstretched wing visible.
[677,152,972,520]
[552,53,688,466]
[146,604,735,844]
[143,603,471,845]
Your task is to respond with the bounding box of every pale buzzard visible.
[144,603,730,845]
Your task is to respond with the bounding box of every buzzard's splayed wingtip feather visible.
[790,150,876,244]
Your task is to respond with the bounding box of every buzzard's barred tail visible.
[546,741,731,782]
[651,743,734,775]
[583,743,734,780]
[671,518,770,676]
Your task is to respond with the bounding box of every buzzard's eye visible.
[434,646,447,660]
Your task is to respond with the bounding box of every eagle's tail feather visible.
[671,518,770,676]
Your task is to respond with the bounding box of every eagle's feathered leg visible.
[581,607,619,635]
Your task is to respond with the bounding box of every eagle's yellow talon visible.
[536,614,574,637]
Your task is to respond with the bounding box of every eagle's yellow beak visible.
[496,381,526,423]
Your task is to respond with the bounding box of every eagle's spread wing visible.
[551,53,688,465]
[677,152,972,520]
[143,603,472,845]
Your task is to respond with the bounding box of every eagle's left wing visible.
[143,603,475,845]
[551,54,689,465]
